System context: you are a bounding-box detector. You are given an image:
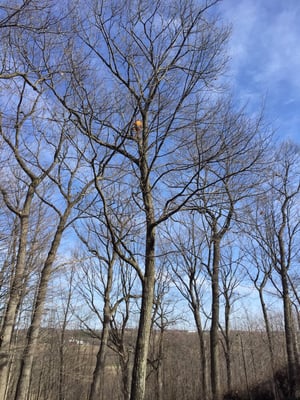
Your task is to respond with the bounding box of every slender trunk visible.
[193,305,208,399]
[224,349,232,394]
[240,335,250,399]
[0,186,35,400]
[14,213,69,400]
[89,247,115,400]
[291,309,299,369]
[120,349,131,400]
[156,327,164,400]
[210,237,221,400]
[278,212,297,400]
[281,268,296,399]
[89,316,111,400]
[58,268,74,400]
[58,327,66,400]
[130,224,156,400]
[130,125,156,400]
[289,280,300,360]
[258,287,279,399]
[224,299,232,394]
[117,295,133,400]
[0,218,18,310]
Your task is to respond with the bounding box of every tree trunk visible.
[89,315,111,400]
[58,266,74,400]
[130,225,156,400]
[156,326,164,400]
[278,211,297,400]
[210,237,221,400]
[130,121,156,400]
[193,305,208,399]
[0,186,35,400]
[224,299,232,394]
[281,268,297,399]
[89,237,116,400]
[14,214,69,400]
[120,350,131,400]
[258,287,279,399]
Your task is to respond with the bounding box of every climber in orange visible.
[132,120,143,133]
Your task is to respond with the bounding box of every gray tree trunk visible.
[278,204,297,400]
[130,243,156,400]
[89,316,111,400]
[210,237,221,400]
[14,213,69,400]
[0,186,35,400]
[258,287,279,399]
[192,300,209,399]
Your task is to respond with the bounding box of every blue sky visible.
[217,0,300,143]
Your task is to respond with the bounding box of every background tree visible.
[109,263,139,400]
[0,79,64,399]
[14,130,96,400]
[242,142,300,399]
[75,216,135,400]
[165,213,210,400]
[241,231,280,399]
[183,99,267,400]
[219,247,245,396]
[148,259,179,400]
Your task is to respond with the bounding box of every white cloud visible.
[217,0,300,142]
[219,0,300,85]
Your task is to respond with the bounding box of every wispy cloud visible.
[218,0,300,142]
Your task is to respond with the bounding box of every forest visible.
[0,1,299,400]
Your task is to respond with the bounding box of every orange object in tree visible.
[133,120,143,131]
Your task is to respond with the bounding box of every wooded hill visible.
[5,328,298,400]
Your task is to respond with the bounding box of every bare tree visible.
[34,2,231,399]
[243,142,300,399]
[241,233,280,399]
[201,205,234,400]
[56,262,77,400]
[0,0,52,31]
[14,132,97,400]
[109,263,139,400]
[165,213,210,400]
[0,211,19,323]
[0,7,68,391]
[219,247,245,395]
[75,219,120,400]
[148,259,179,400]
[74,208,140,400]
[0,80,64,399]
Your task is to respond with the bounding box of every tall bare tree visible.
[73,187,142,400]
[241,233,280,399]
[165,213,210,400]
[74,218,127,400]
[33,2,231,399]
[0,80,64,399]
[14,133,96,400]
[219,247,245,395]
[243,142,300,400]
[182,99,268,400]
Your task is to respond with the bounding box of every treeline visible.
[5,328,293,400]
[0,1,299,400]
